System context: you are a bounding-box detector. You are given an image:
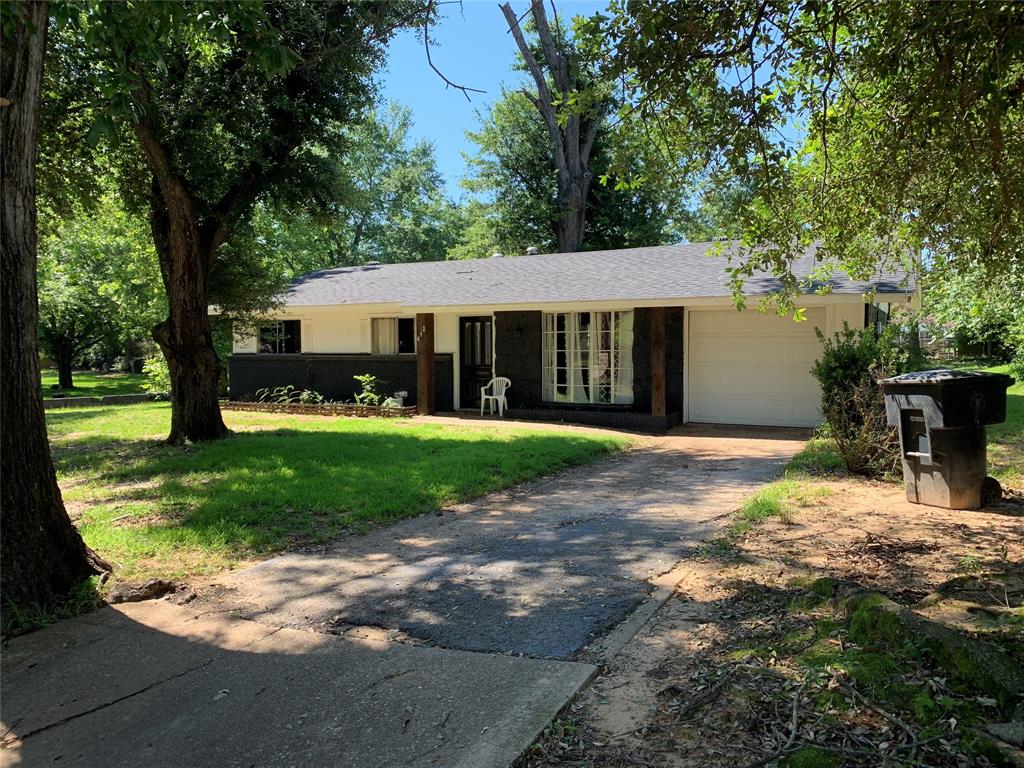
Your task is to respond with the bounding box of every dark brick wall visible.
[508,407,678,433]
[666,308,684,415]
[493,307,683,429]
[229,354,454,411]
[494,311,543,408]
[633,309,652,413]
[633,307,684,418]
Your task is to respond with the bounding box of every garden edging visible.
[221,401,417,418]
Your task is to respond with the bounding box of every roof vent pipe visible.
[525,246,539,255]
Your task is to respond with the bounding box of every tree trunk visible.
[556,178,590,254]
[501,1,604,255]
[53,343,74,389]
[1,0,109,627]
[149,200,228,444]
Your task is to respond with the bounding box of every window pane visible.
[259,321,301,354]
[397,318,415,353]
[259,322,281,354]
[282,320,301,353]
[542,311,634,406]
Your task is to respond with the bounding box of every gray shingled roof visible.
[284,242,912,308]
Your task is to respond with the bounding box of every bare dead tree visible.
[500,1,606,253]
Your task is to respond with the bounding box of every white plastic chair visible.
[480,377,511,417]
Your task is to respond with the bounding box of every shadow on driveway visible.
[199,427,806,659]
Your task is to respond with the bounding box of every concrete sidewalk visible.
[0,601,595,768]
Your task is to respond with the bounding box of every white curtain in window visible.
[371,318,397,354]
[612,311,634,403]
[541,310,634,405]
[568,312,586,402]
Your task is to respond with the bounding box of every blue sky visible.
[380,1,607,198]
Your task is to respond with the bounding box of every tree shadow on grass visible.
[59,421,802,657]
[69,427,626,570]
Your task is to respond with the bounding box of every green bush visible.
[255,385,326,404]
[353,373,383,406]
[811,323,907,477]
[142,355,170,400]
[1009,314,1024,381]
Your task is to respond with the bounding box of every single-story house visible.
[229,243,913,430]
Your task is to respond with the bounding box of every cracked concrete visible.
[196,425,806,659]
[0,601,595,768]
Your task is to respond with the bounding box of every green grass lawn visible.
[47,403,628,582]
[42,370,148,397]
[982,363,1022,488]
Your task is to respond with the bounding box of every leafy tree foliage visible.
[234,104,463,279]
[38,193,165,387]
[457,86,682,258]
[924,258,1024,364]
[499,1,608,253]
[583,1,1024,307]
[45,1,420,443]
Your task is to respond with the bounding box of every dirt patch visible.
[740,479,1023,597]
[522,477,1024,768]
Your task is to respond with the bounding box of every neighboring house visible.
[230,243,913,430]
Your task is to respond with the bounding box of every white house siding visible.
[233,307,460,356]
[234,296,900,424]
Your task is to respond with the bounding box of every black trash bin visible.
[879,369,1014,510]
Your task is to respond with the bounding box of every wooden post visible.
[650,307,666,418]
[416,313,436,415]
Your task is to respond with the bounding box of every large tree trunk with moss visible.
[1,0,109,625]
[137,132,228,445]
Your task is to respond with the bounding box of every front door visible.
[460,316,493,409]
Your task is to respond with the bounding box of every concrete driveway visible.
[199,424,806,659]
[2,423,804,768]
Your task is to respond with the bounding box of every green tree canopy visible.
[209,103,464,314]
[456,85,686,258]
[582,0,1024,307]
[923,258,1024,366]
[38,191,165,387]
[44,0,421,442]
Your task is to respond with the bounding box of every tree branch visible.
[422,0,485,101]
[500,1,567,174]
[581,103,606,166]
[530,0,569,96]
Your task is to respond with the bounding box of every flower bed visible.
[221,401,417,418]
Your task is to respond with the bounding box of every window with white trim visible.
[371,317,415,354]
[258,320,301,354]
[542,311,634,404]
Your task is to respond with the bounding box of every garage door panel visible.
[689,308,825,335]
[689,395,820,427]
[689,365,819,399]
[687,309,825,428]
[688,338,821,366]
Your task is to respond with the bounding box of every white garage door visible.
[687,308,825,427]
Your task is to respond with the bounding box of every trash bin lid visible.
[879,368,1014,385]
